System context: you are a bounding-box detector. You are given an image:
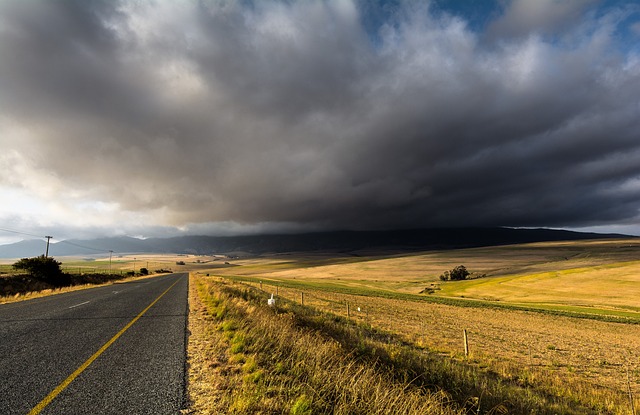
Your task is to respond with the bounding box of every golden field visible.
[208,239,640,317]
[192,238,640,413]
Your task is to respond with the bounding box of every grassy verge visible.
[187,274,612,414]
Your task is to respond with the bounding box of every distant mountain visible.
[0,239,52,259]
[0,227,632,259]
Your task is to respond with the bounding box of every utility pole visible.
[109,250,113,275]
[44,236,52,258]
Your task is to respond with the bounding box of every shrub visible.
[139,267,149,275]
[12,255,66,286]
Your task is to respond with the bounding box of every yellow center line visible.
[27,276,183,415]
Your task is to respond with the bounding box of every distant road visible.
[0,273,188,415]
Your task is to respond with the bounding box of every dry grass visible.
[187,274,633,414]
[184,274,233,414]
[252,281,640,414]
[186,275,468,414]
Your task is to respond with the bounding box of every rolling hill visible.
[0,227,631,259]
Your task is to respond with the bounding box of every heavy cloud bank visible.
[1,0,640,237]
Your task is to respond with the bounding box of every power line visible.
[54,238,112,254]
[0,227,113,254]
[0,227,45,239]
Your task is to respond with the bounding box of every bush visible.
[12,255,66,286]
[139,267,149,275]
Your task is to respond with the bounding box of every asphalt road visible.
[0,272,188,415]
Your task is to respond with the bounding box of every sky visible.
[1,0,640,245]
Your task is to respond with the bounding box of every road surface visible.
[0,272,188,415]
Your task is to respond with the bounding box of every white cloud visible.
[488,0,598,40]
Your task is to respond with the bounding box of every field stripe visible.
[27,276,183,415]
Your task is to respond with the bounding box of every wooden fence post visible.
[347,303,350,318]
[301,292,304,305]
[463,329,469,357]
[628,366,637,415]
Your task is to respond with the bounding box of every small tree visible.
[12,255,64,285]
[449,265,470,281]
[439,265,470,281]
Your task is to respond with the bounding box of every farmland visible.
[189,238,640,413]
[205,239,640,319]
[3,239,639,412]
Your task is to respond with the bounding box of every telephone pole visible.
[44,236,53,258]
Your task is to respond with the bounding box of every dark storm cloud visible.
[1,0,640,232]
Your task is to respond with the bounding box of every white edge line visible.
[68,301,90,309]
